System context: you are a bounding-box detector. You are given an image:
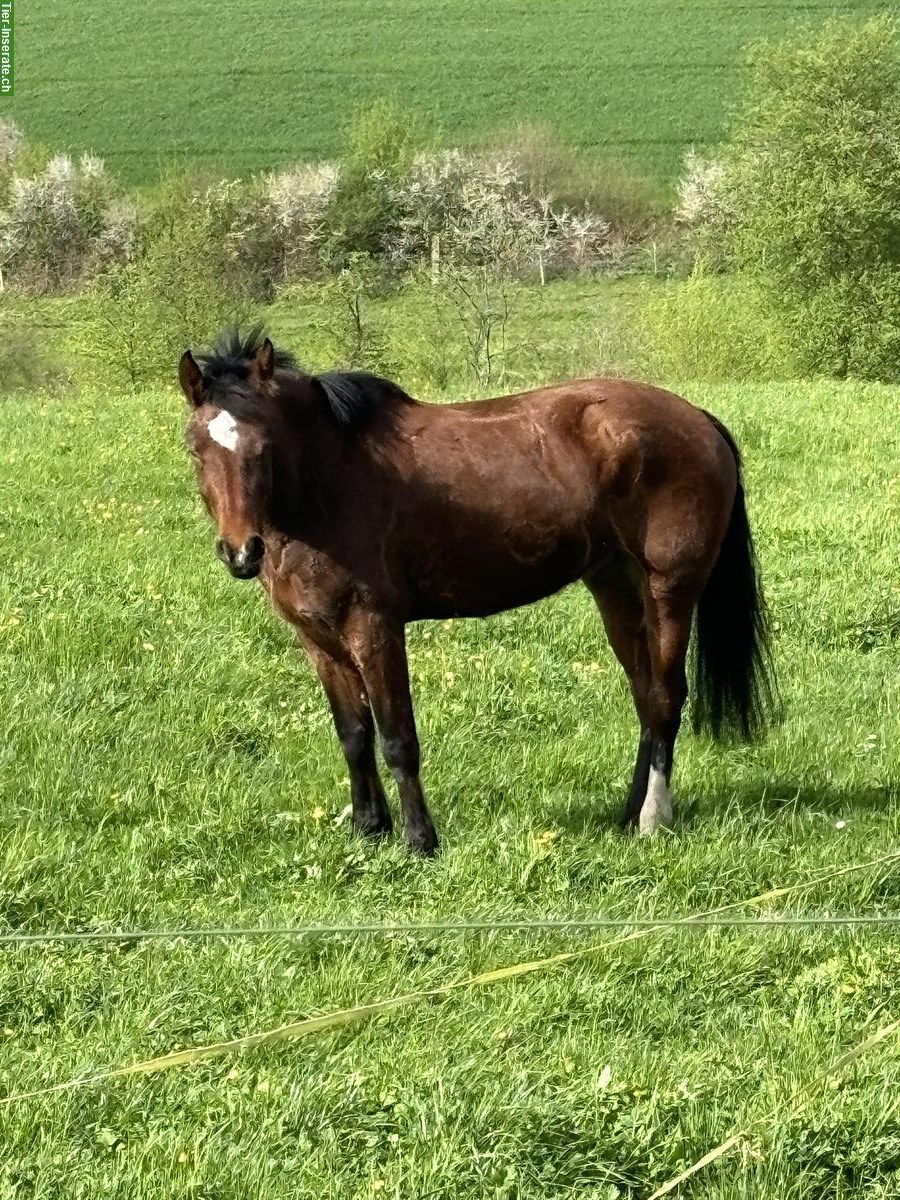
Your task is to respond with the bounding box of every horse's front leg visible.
[299,633,393,839]
[346,614,438,856]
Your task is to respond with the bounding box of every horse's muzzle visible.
[217,536,264,580]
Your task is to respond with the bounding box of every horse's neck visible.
[269,415,379,536]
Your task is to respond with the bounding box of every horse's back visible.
[442,376,719,440]
[573,378,734,476]
[434,376,732,497]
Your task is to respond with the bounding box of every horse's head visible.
[178,335,278,581]
[179,326,414,580]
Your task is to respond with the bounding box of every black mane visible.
[315,371,414,428]
[196,325,413,429]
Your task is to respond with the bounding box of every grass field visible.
[0,362,899,1196]
[4,0,885,184]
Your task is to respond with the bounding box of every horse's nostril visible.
[217,536,262,578]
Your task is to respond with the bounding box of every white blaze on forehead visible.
[207,410,240,452]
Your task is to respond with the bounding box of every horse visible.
[178,326,776,855]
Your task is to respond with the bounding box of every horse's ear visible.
[178,350,204,407]
[249,338,275,383]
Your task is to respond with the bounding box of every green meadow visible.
[1,5,899,1188]
[0,340,899,1193]
[5,0,884,184]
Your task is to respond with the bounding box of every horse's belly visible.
[408,534,589,620]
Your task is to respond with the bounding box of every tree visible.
[719,15,900,378]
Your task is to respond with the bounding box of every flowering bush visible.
[227,163,337,290]
[0,117,23,166]
[389,150,612,277]
[0,113,625,297]
[0,152,136,292]
[263,161,337,275]
[674,151,727,228]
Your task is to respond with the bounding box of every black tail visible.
[692,413,778,741]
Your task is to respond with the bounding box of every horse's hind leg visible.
[584,557,654,827]
[300,634,393,838]
[637,572,695,835]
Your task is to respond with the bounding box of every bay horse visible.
[178,327,775,855]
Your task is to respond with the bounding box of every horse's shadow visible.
[548,778,896,839]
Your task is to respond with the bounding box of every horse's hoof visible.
[407,826,439,857]
[353,811,394,839]
[638,769,674,836]
[638,799,674,836]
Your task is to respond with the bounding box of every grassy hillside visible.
[0,371,898,1195]
[4,0,884,185]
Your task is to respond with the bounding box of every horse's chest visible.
[262,556,342,638]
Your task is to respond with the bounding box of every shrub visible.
[438,152,550,273]
[544,205,612,277]
[639,266,799,382]
[258,161,337,281]
[438,264,516,388]
[72,180,253,388]
[674,150,727,230]
[0,152,136,293]
[324,100,423,263]
[197,164,339,297]
[388,149,476,267]
[389,149,612,278]
[668,149,732,274]
[0,114,639,298]
[490,124,667,241]
[712,14,900,379]
[142,171,238,281]
[785,267,900,381]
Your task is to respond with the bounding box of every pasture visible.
[0,362,899,1196]
[7,0,884,184]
